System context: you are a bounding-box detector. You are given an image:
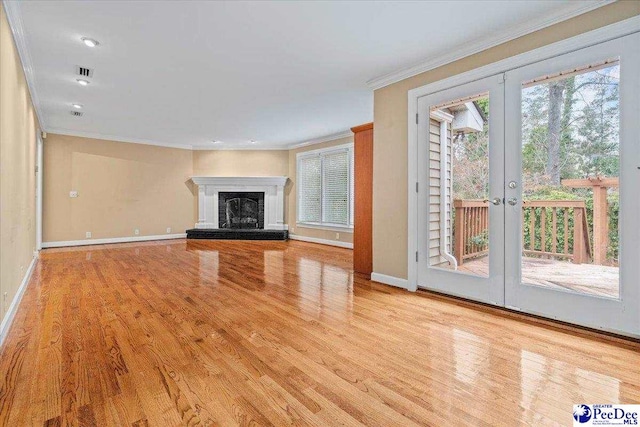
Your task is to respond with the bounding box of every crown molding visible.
[2,0,47,129]
[287,130,353,150]
[46,128,194,150]
[366,0,616,90]
[47,128,356,152]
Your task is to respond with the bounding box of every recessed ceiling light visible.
[250,140,257,144]
[212,140,222,144]
[76,79,90,86]
[71,103,83,109]
[81,37,99,47]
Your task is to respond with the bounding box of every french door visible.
[417,74,505,306]
[417,32,640,337]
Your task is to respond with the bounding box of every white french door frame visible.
[503,33,640,336]
[407,15,640,292]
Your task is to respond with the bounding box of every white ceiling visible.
[8,1,606,149]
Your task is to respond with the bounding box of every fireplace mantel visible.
[191,176,288,230]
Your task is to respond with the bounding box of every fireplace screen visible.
[219,192,265,229]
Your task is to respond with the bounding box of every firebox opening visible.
[219,192,265,229]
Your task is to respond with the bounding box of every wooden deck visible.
[458,255,619,298]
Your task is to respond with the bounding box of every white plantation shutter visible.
[298,156,322,223]
[297,144,354,227]
[322,150,349,225]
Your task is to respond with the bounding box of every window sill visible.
[296,223,354,233]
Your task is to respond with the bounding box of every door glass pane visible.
[428,92,490,277]
[520,58,620,298]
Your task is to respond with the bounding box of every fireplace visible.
[218,192,265,229]
[188,176,288,240]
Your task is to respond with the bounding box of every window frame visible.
[296,143,354,231]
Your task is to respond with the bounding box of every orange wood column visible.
[351,123,373,278]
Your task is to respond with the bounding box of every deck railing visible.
[453,200,489,265]
[453,199,592,266]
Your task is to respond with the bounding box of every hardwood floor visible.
[0,239,638,426]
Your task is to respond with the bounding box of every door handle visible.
[484,197,502,205]
[507,197,518,206]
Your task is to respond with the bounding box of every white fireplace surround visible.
[192,176,288,230]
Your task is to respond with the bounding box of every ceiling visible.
[7,1,607,150]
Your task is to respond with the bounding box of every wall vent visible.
[75,66,94,78]
[70,111,84,117]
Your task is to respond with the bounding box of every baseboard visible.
[289,234,353,249]
[371,272,409,290]
[42,233,187,248]
[0,254,38,347]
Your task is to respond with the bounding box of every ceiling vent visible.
[75,65,94,78]
[70,111,84,117]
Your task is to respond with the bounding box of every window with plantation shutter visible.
[298,156,322,223]
[322,150,349,224]
[297,144,354,229]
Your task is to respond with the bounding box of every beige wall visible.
[372,1,640,279]
[43,134,194,242]
[193,150,288,177]
[193,149,291,226]
[288,136,354,245]
[44,136,358,245]
[0,5,39,323]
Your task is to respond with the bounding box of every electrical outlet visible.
[134,229,140,235]
[69,191,79,198]
[166,227,171,234]
[336,232,340,239]
[86,231,92,238]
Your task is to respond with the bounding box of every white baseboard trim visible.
[371,272,410,290]
[289,234,353,249]
[42,233,187,248]
[0,254,38,347]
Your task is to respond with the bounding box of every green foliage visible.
[524,187,581,201]
[468,229,489,249]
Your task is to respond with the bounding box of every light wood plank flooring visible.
[0,239,638,426]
